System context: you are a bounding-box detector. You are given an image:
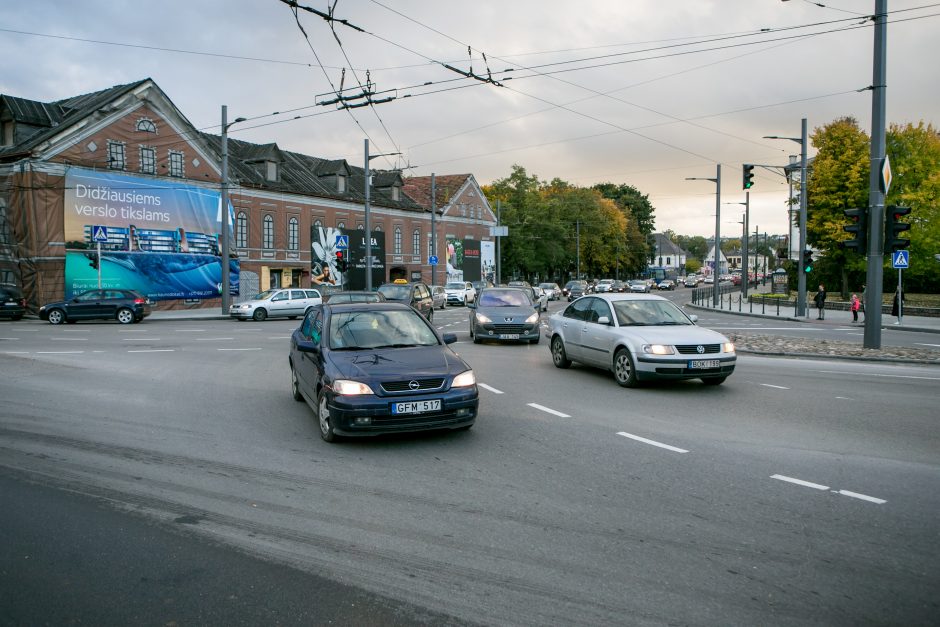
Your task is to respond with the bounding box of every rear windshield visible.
[377,285,409,300]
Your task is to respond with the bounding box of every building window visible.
[337,175,346,193]
[136,119,157,133]
[265,161,278,182]
[288,217,298,251]
[168,150,184,177]
[413,229,420,255]
[391,186,401,201]
[236,212,248,248]
[394,226,402,254]
[107,141,126,170]
[263,215,274,249]
[374,224,382,231]
[1,120,14,146]
[337,221,346,229]
[139,146,155,174]
[313,219,322,236]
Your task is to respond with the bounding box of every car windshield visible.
[329,309,439,350]
[329,293,380,303]
[538,283,554,289]
[445,282,466,290]
[377,285,409,300]
[251,289,278,300]
[611,300,693,326]
[478,290,530,307]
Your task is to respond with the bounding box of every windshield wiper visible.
[330,345,372,351]
[371,343,421,349]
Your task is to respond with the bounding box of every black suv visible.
[0,285,26,320]
[376,281,435,321]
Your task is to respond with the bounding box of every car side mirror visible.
[442,332,458,345]
[597,316,611,325]
[296,339,319,353]
[688,314,699,323]
[467,301,476,309]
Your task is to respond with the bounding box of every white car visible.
[627,280,650,293]
[230,288,323,321]
[595,279,615,293]
[547,293,736,387]
[539,282,562,300]
[444,281,477,306]
[532,286,549,312]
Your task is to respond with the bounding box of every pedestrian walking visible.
[850,293,860,323]
[891,287,905,324]
[860,284,866,321]
[813,284,827,320]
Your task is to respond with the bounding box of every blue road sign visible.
[892,250,910,269]
[335,235,349,249]
[429,255,438,265]
[92,225,109,242]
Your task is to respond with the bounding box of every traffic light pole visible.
[797,118,808,318]
[863,0,888,350]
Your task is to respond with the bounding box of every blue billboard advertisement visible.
[63,168,238,300]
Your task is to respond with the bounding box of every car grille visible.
[381,378,446,393]
[675,344,721,355]
[491,324,527,334]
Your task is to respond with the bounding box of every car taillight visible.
[134,298,146,304]
[19,298,26,306]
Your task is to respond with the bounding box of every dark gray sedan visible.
[468,288,541,344]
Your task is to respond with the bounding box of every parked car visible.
[289,302,478,442]
[538,282,562,300]
[430,285,447,310]
[444,281,477,306]
[567,281,589,301]
[468,287,541,344]
[683,275,698,288]
[547,293,736,387]
[377,280,435,321]
[230,288,323,321]
[657,279,676,291]
[0,285,26,320]
[39,289,152,325]
[595,279,615,293]
[324,291,386,305]
[627,280,650,294]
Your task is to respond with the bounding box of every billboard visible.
[480,240,495,284]
[63,168,237,300]
[445,238,464,282]
[462,238,481,282]
[311,225,386,290]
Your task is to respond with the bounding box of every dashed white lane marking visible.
[478,383,503,394]
[123,338,159,341]
[218,347,262,351]
[771,475,886,504]
[36,351,84,354]
[50,337,87,341]
[2,351,29,354]
[915,343,940,348]
[268,336,291,339]
[175,329,205,332]
[771,474,829,490]
[818,370,940,381]
[196,337,235,341]
[128,349,175,353]
[838,490,886,504]
[617,432,689,453]
[760,383,790,390]
[527,403,570,418]
[834,396,852,400]
[0,337,20,340]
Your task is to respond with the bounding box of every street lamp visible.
[686,164,721,307]
[725,193,750,298]
[220,105,246,314]
[363,139,401,291]
[764,118,808,317]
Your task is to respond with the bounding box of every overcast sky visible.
[3,1,938,237]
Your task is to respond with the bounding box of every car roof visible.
[583,292,667,302]
[324,301,414,313]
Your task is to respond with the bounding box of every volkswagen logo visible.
[696,345,705,354]
[408,380,420,390]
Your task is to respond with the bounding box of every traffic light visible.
[840,207,867,254]
[334,250,347,273]
[884,205,911,254]
[742,164,755,190]
[802,249,814,274]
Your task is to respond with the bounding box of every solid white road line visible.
[817,370,940,381]
[770,474,829,490]
[617,432,689,454]
[478,383,503,394]
[915,343,940,348]
[838,490,886,504]
[527,403,570,418]
[218,347,262,351]
[760,383,790,390]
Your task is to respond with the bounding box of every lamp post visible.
[686,164,721,306]
[220,105,246,314]
[362,139,401,291]
[764,118,808,316]
[726,193,749,298]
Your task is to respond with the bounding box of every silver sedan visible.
[546,293,735,387]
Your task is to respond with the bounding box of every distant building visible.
[703,244,729,276]
[650,233,688,274]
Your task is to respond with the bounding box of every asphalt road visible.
[1,309,938,625]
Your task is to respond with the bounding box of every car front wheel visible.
[317,390,339,442]
[291,364,304,401]
[551,336,571,368]
[613,348,639,388]
[47,309,66,325]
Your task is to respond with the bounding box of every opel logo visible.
[696,345,705,354]
[408,380,420,390]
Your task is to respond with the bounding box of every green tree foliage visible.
[483,166,651,282]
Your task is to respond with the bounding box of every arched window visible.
[136,119,157,133]
[288,217,298,251]
[236,212,248,248]
[337,221,346,229]
[263,215,274,249]
[313,219,322,235]
[413,229,421,255]
[394,226,402,254]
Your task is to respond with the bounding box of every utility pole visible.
[576,220,581,280]
[496,200,501,285]
[864,0,888,349]
[430,173,436,287]
[364,138,372,291]
[220,105,245,314]
[686,164,721,306]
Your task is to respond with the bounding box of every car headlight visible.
[642,344,675,355]
[475,312,492,323]
[525,312,539,324]
[332,380,374,395]
[723,342,735,353]
[238,303,252,309]
[452,370,476,387]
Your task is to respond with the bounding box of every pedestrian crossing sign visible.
[892,250,909,269]
[92,225,109,242]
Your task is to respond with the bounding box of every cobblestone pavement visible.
[727,332,940,364]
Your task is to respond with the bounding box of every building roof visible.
[402,174,473,209]
[652,233,688,257]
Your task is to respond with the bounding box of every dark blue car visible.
[289,302,478,442]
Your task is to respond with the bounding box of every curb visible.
[735,347,940,366]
